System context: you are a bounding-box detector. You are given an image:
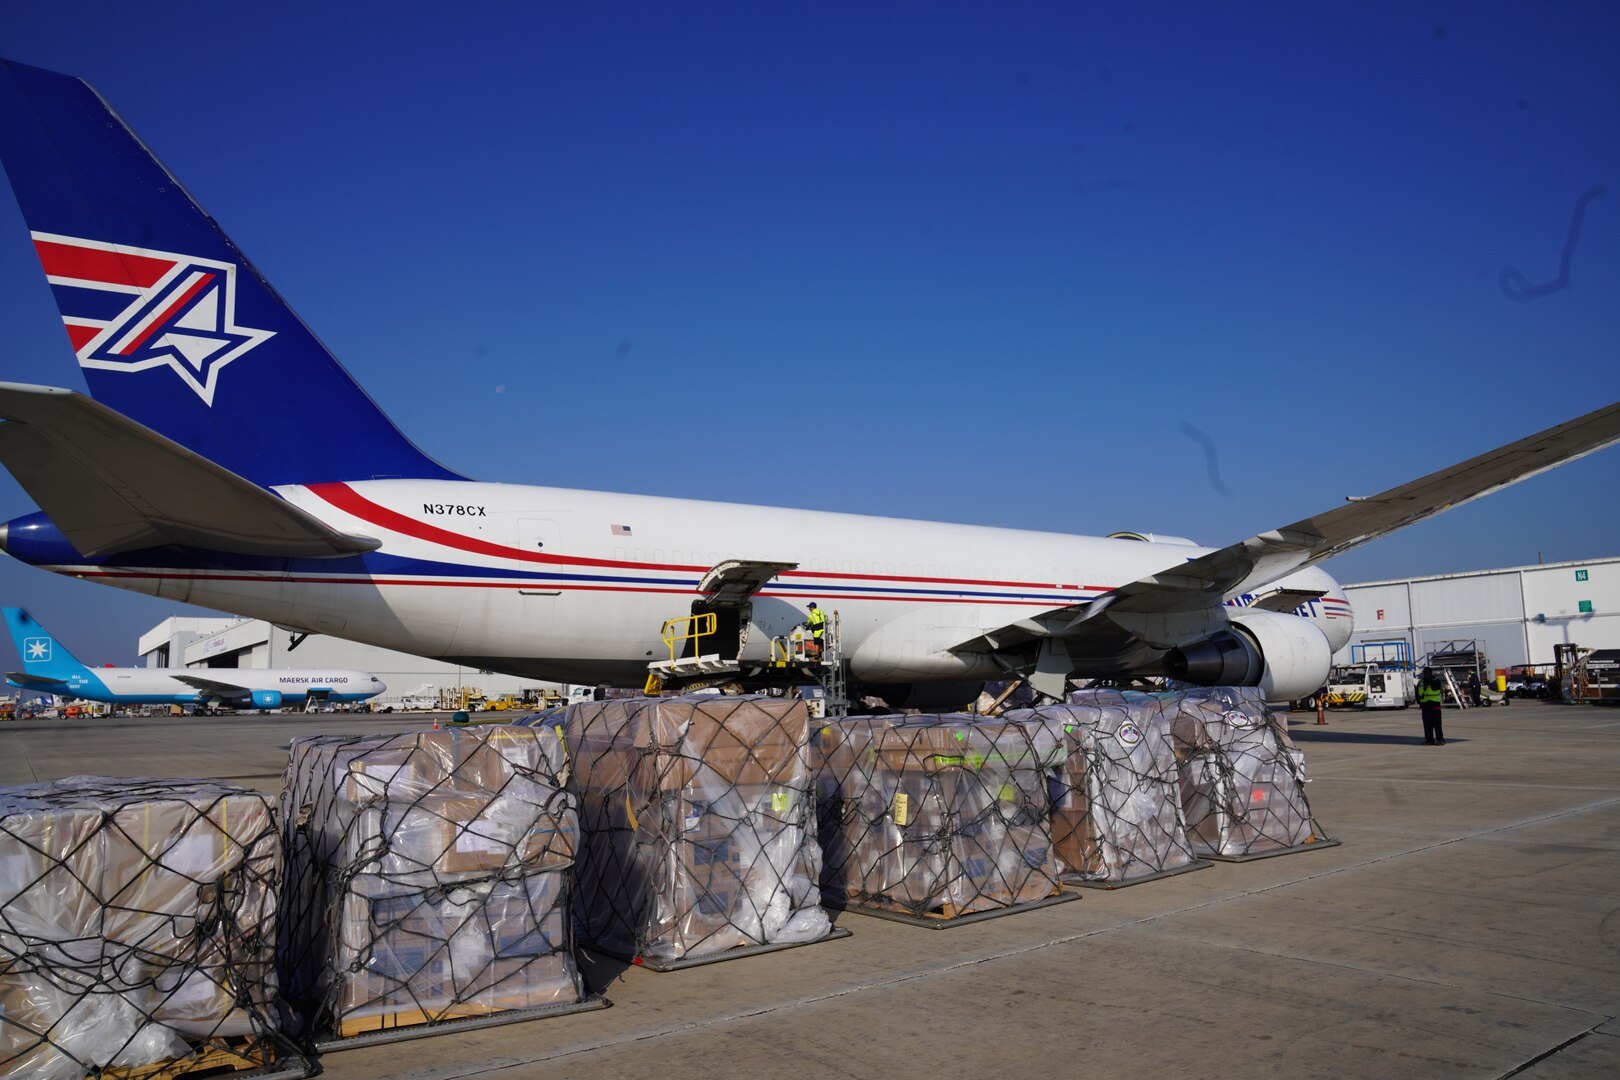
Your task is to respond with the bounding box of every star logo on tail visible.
[23,637,51,662]
[30,232,275,405]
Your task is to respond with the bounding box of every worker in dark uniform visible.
[1417,667,1445,745]
[804,602,827,659]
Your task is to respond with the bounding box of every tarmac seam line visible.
[1495,1021,1607,1079]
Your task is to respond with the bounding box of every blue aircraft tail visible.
[0,58,463,487]
[3,607,90,682]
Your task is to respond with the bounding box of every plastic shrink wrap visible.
[1168,687,1318,856]
[1009,697,1198,883]
[815,716,1063,917]
[566,695,829,962]
[0,777,280,1079]
[277,726,583,1039]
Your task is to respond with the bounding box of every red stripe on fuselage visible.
[307,482,1115,593]
[64,567,1087,606]
[34,239,172,288]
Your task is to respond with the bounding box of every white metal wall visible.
[153,618,566,702]
[1337,557,1619,669]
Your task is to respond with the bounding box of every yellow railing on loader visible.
[661,611,717,663]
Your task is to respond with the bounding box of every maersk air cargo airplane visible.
[2,607,385,710]
[0,58,1615,707]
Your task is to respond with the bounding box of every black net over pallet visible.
[814,716,1064,919]
[0,777,290,1079]
[1166,687,1324,858]
[1011,693,1199,884]
[566,695,830,963]
[278,726,584,1042]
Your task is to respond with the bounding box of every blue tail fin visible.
[3,607,90,681]
[0,58,463,487]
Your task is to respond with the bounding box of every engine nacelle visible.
[1165,608,1331,703]
[875,681,985,711]
[250,690,283,709]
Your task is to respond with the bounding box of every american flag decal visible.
[611,524,632,536]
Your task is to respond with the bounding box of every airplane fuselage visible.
[2,478,1354,689]
[7,664,386,708]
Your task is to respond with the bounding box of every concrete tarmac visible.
[3,701,1617,1078]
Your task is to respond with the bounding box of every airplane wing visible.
[1105,399,1620,615]
[0,382,382,558]
[170,674,253,700]
[960,399,1620,650]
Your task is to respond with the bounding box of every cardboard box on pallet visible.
[0,777,281,1080]
[278,725,584,1040]
[566,695,830,962]
[816,717,1064,918]
[335,873,578,1034]
[1007,700,1198,883]
[1169,688,1317,857]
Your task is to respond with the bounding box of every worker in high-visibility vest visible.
[1417,667,1446,745]
[803,602,827,659]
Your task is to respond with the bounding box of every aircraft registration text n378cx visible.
[0,57,1616,705]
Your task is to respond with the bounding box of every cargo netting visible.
[814,716,1064,919]
[0,777,292,1079]
[1165,687,1323,858]
[1010,694,1200,884]
[278,726,584,1041]
[566,695,830,963]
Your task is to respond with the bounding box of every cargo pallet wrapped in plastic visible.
[277,726,603,1047]
[1168,687,1338,861]
[0,777,306,1080]
[566,695,842,970]
[1009,696,1208,888]
[814,716,1077,926]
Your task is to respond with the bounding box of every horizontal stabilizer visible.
[0,381,381,558]
[5,671,59,689]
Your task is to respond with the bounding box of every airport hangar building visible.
[133,556,1620,701]
[1331,555,1620,670]
[137,617,572,707]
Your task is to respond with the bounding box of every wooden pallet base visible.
[1061,858,1213,890]
[607,926,853,972]
[316,993,610,1052]
[93,1035,305,1080]
[833,889,1080,929]
[1198,834,1342,863]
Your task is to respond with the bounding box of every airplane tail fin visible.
[3,607,90,682]
[0,58,463,487]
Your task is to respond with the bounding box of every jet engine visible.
[1164,607,1331,703]
[251,690,283,709]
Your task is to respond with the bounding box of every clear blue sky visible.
[1,2,1617,665]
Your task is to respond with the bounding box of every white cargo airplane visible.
[3,607,386,710]
[0,58,1616,706]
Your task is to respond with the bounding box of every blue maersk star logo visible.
[23,637,51,662]
[31,232,276,406]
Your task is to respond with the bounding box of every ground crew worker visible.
[1417,667,1446,745]
[804,602,827,659]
